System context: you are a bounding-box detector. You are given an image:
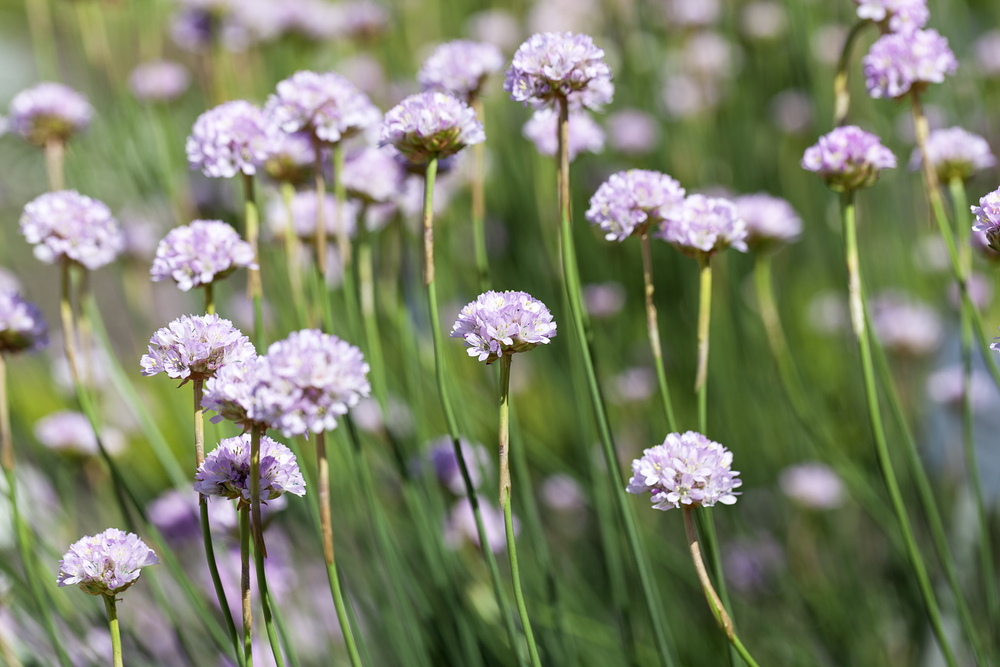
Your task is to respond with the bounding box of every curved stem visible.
[640,232,678,431]
[471,97,490,292]
[833,20,872,126]
[251,424,286,667]
[45,138,65,191]
[240,505,253,667]
[242,173,264,350]
[104,594,124,667]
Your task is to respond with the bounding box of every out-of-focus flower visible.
[853,0,928,35]
[140,314,254,381]
[34,411,126,457]
[909,127,995,183]
[466,9,522,52]
[806,290,848,334]
[680,32,738,80]
[341,0,389,40]
[147,490,237,543]
[351,395,414,436]
[119,214,165,261]
[779,463,844,509]
[264,131,315,184]
[734,193,802,249]
[811,25,848,65]
[150,220,255,291]
[8,82,93,145]
[869,292,943,356]
[522,107,604,160]
[443,497,513,553]
[740,2,787,41]
[128,61,191,104]
[974,30,1000,77]
[202,356,268,429]
[504,31,613,110]
[927,365,997,412]
[0,291,48,354]
[948,273,992,310]
[186,100,274,179]
[342,147,405,204]
[656,194,748,258]
[863,29,957,99]
[417,40,504,101]
[451,290,557,365]
[540,473,586,513]
[266,71,381,145]
[266,191,359,240]
[57,528,158,597]
[339,54,386,99]
[769,90,813,135]
[972,188,1000,253]
[626,431,741,510]
[661,73,721,119]
[380,91,484,165]
[586,170,685,242]
[801,125,896,191]
[0,269,20,294]
[583,282,625,319]
[663,0,720,28]
[20,191,125,270]
[195,434,306,506]
[607,367,656,404]
[606,109,660,155]
[421,436,492,495]
[724,535,783,595]
[527,0,600,36]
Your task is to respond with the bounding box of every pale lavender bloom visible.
[975,30,1000,77]
[661,73,721,119]
[504,31,614,110]
[606,109,660,156]
[170,5,250,53]
[150,220,256,291]
[527,0,601,35]
[128,60,191,104]
[680,32,739,80]
[740,2,787,41]
[264,131,315,183]
[770,90,813,135]
[801,126,896,191]
[656,194,748,258]
[734,193,802,248]
[443,497,514,553]
[948,273,992,310]
[186,101,274,178]
[779,463,844,510]
[451,290,557,365]
[266,191,359,240]
[147,490,238,543]
[0,291,48,354]
[202,356,268,429]
[586,169,685,242]
[0,268,20,293]
[972,188,1000,253]
[811,25,848,65]
[853,0,928,34]
[341,0,390,39]
[607,367,656,404]
[663,0,720,28]
[8,82,93,145]
[626,431,742,510]
[466,9,522,52]
[423,436,492,495]
[522,107,604,160]
[339,54,387,96]
[34,411,126,457]
[928,365,996,411]
[540,473,586,513]
[265,71,381,144]
[341,146,406,204]
[20,191,125,270]
[140,314,255,381]
[909,127,996,183]
[380,91,485,165]
[195,433,306,505]
[120,215,164,261]
[417,40,505,101]
[870,292,942,355]
[57,528,158,597]
[863,29,957,100]
[583,282,625,319]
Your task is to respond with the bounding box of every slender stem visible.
[193,379,207,466]
[498,354,512,508]
[0,355,10,474]
[313,140,335,333]
[640,232,678,431]
[60,259,81,388]
[333,143,361,342]
[280,182,308,328]
[695,255,712,432]
[840,191,958,667]
[833,20,872,126]
[251,424,286,667]
[240,505,254,667]
[242,173,264,351]
[24,0,59,81]
[45,138,65,191]
[77,269,93,387]
[104,595,124,667]
[205,284,215,315]
[471,97,490,292]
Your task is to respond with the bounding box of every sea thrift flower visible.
[869,292,942,355]
[626,431,742,510]
[663,0,721,28]
[450,290,557,365]
[656,194,748,258]
[265,70,381,144]
[734,193,802,247]
[186,100,274,178]
[57,528,158,596]
[128,60,191,104]
[20,191,125,270]
[910,127,996,182]
[423,436,492,495]
[522,108,604,160]
[195,433,306,505]
[34,411,126,457]
[466,9,522,52]
[606,109,660,156]
[801,126,896,191]
[8,82,93,145]
[927,365,996,411]
[863,29,957,99]
[380,91,485,165]
[853,0,928,34]
[417,40,505,101]
[443,497,514,553]
[541,473,586,513]
[148,489,238,543]
[0,291,48,353]
[740,2,788,41]
[972,188,1000,253]
[341,146,406,204]
[150,220,256,291]
[585,170,686,242]
[778,463,844,510]
[264,130,316,183]
[202,356,268,429]
[583,282,625,318]
[266,191,359,239]
[140,314,255,381]
[504,31,614,110]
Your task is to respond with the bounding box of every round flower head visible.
[910,127,996,183]
[264,131,316,183]
[195,433,306,506]
[656,194,748,258]
[0,291,48,354]
[186,100,274,178]
[450,290,557,365]
[380,91,485,165]
[417,40,505,101]
[20,191,125,270]
[57,528,158,597]
[779,463,844,510]
[733,193,802,248]
[8,82,93,145]
[522,107,604,161]
[504,31,614,110]
[972,188,1000,253]
[801,125,896,191]
[606,109,660,156]
[128,60,191,104]
[341,146,406,204]
[266,191,359,240]
[870,291,942,356]
[863,29,957,99]
[140,314,255,381]
[202,356,268,429]
[977,31,1000,77]
[854,0,928,34]
[585,170,686,242]
[150,220,256,291]
[265,70,381,144]
[627,431,742,510]
[34,410,126,457]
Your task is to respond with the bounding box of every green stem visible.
[104,594,123,667]
[280,182,308,328]
[240,504,254,667]
[313,139,335,333]
[251,425,286,667]
[695,255,712,433]
[640,232,678,431]
[833,20,872,126]
[45,138,65,192]
[333,142,361,343]
[471,97,490,292]
[0,355,11,474]
[205,284,215,315]
[242,173,265,351]
[60,259,81,389]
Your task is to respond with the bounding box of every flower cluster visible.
[34,411,126,457]
[265,70,381,144]
[869,292,942,356]
[140,314,255,381]
[521,108,604,161]
[20,191,125,270]
[801,126,897,191]
[585,170,686,242]
[57,528,158,597]
[186,100,275,178]
[863,29,957,99]
[417,40,505,101]
[504,32,614,110]
[606,109,660,156]
[128,60,191,104]
[380,91,485,165]
[202,356,268,429]
[342,147,406,204]
[266,191,359,240]
[854,0,928,34]
[0,290,48,354]
[264,131,315,183]
[656,194,748,258]
[626,431,742,510]
[150,220,256,291]
[8,82,93,145]
[422,436,492,495]
[972,188,1000,253]
[195,433,306,505]
[733,193,803,247]
[910,127,996,183]
[451,290,557,365]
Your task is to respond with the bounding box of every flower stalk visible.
[104,594,124,667]
[333,143,361,343]
[242,173,264,350]
[640,232,677,431]
[313,138,335,333]
[250,424,286,667]
[471,97,490,292]
[45,138,65,191]
[833,20,872,126]
[239,503,253,667]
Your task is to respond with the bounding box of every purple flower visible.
[443,497,514,553]
[504,32,614,110]
[656,194,748,258]
[8,82,93,145]
[626,431,742,510]
[927,365,996,412]
[778,463,844,510]
[195,433,306,506]
[521,107,604,161]
[150,220,256,291]
[264,131,316,183]
[863,29,957,100]
[606,109,660,156]
[265,70,381,144]
[341,146,406,204]
[976,30,1000,77]
[853,0,928,34]
[380,91,485,165]
[140,314,255,381]
[417,40,505,101]
[585,169,685,242]
[128,60,191,104]
[663,0,721,28]
[583,282,625,319]
[540,473,586,513]
[910,127,996,183]
[34,411,126,457]
[202,356,268,429]
[20,191,125,270]
[266,191,360,240]
[422,436,492,495]
[341,0,390,40]
[972,188,1000,253]
[186,100,275,178]
[451,290,557,365]
[466,9,522,52]
[57,528,158,597]
[870,291,942,356]
[733,193,802,247]
[0,290,48,354]
[801,125,897,191]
